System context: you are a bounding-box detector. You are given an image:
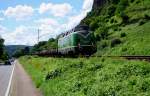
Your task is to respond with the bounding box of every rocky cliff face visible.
[92,0,106,10]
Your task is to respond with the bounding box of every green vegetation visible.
[13,46,30,58]
[5,45,31,57]
[81,0,150,56]
[32,38,57,52]
[18,0,150,96]
[95,22,150,56]
[0,37,8,61]
[20,56,150,96]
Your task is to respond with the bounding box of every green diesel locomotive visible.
[34,25,97,57]
[58,25,97,56]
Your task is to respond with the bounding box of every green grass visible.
[82,0,150,56]
[19,56,150,96]
[95,21,150,56]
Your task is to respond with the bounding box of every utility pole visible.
[37,29,40,43]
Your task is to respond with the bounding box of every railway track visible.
[94,56,150,61]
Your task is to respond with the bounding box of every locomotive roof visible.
[58,25,89,38]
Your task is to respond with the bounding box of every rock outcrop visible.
[92,0,106,10]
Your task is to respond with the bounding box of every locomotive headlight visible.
[78,43,81,48]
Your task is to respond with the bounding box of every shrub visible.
[110,0,121,4]
[111,38,122,47]
[136,0,140,4]
[120,12,129,24]
[45,69,62,80]
[138,19,146,26]
[107,5,116,16]
[95,34,101,41]
[70,62,84,68]
[120,32,126,37]
[130,0,135,3]
[106,19,109,22]
[144,14,150,20]
[110,19,114,23]
[101,40,108,48]
[118,28,122,31]
[90,21,99,31]
[95,26,109,40]
[116,0,129,14]
[114,28,118,31]
[121,47,127,52]
[88,63,103,71]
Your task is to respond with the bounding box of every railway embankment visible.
[19,56,150,96]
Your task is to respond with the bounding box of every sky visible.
[0,0,94,45]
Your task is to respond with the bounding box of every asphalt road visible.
[0,64,14,96]
[0,60,42,96]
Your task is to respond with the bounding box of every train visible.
[35,25,97,57]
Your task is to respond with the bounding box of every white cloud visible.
[0,17,4,21]
[82,0,94,12]
[39,3,72,17]
[35,18,61,40]
[1,0,94,45]
[4,5,34,20]
[60,0,94,31]
[36,18,59,27]
[0,25,6,33]
[36,0,94,40]
[2,26,37,45]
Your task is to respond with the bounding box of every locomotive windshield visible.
[74,25,89,32]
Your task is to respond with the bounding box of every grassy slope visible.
[96,21,150,56]
[20,56,150,96]
[82,0,150,56]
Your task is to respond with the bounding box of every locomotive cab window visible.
[74,25,89,32]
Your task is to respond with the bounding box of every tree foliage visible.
[13,46,30,58]
[31,38,57,53]
[0,38,8,60]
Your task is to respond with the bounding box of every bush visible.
[120,32,126,37]
[114,27,118,31]
[88,64,103,71]
[136,0,140,4]
[97,40,109,50]
[107,5,116,16]
[45,69,62,80]
[118,28,122,31]
[90,21,99,31]
[144,14,150,20]
[111,38,122,47]
[95,26,109,40]
[110,19,114,23]
[101,40,108,48]
[138,19,146,26]
[120,12,129,24]
[130,0,135,3]
[111,0,121,4]
[116,0,129,14]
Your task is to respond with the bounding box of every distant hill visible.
[5,45,32,56]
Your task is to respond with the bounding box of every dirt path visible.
[12,60,42,96]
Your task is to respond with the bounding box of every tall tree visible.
[0,36,7,60]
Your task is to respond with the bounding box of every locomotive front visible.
[58,25,97,56]
[73,25,97,55]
